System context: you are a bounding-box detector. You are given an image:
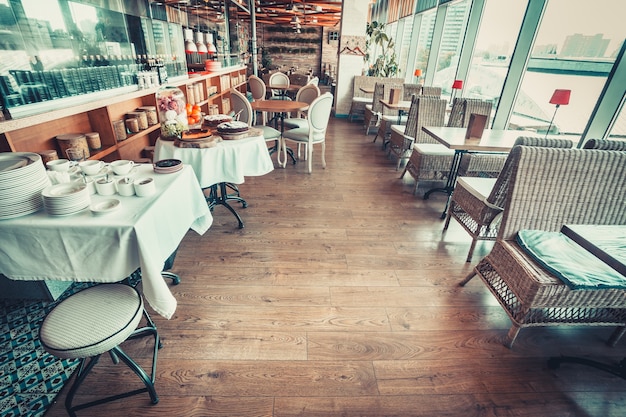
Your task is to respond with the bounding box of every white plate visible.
[90,199,121,215]
[42,182,87,198]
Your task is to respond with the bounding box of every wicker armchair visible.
[363,82,385,135]
[460,145,626,348]
[421,86,442,97]
[348,76,403,122]
[387,96,447,170]
[444,137,574,262]
[583,138,626,150]
[403,83,422,99]
[373,83,406,145]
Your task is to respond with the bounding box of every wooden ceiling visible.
[163,0,343,28]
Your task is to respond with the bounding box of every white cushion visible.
[390,125,406,135]
[40,284,143,359]
[381,114,408,123]
[412,143,455,156]
[352,97,373,103]
[365,104,373,111]
[256,124,281,140]
[283,127,325,143]
[283,118,308,129]
[456,177,497,200]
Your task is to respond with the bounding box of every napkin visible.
[47,170,72,185]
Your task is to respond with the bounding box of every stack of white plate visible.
[42,182,91,216]
[0,152,51,220]
[153,159,183,174]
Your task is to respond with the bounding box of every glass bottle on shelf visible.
[156,85,188,139]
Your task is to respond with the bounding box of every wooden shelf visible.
[0,66,247,161]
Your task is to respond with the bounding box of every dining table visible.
[421,126,528,218]
[0,164,212,319]
[547,224,626,379]
[251,100,309,166]
[380,99,412,124]
[154,132,274,228]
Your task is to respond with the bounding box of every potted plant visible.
[365,21,399,77]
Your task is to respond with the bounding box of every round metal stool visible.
[39,284,160,416]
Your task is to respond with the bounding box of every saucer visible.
[90,198,121,215]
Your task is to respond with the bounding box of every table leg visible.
[274,111,297,168]
[423,150,465,219]
[204,182,247,228]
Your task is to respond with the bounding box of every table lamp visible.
[414,69,422,84]
[451,79,463,104]
[545,89,571,138]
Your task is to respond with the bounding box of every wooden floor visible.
[46,117,626,416]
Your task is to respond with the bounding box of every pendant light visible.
[194,6,207,54]
[184,28,197,54]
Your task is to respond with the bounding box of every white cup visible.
[116,177,135,196]
[110,160,135,176]
[46,159,71,172]
[95,178,116,196]
[133,177,155,197]
[79,160,105,176]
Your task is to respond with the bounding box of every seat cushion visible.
[352,97,373,103]
[283,118,308,129]
[255,124,281,141]
[456,177,497,200]
[516,230,626,290]
[283,127,325,143]
[390,125,406,135]
[40,284,143,359]
[412,143,455,156]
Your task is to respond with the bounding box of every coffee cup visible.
[46,159,71,172]
[116,177,135,196]
[110,160,135,176]
[133,177,155,197]
[79,160,105,176]
[95,178,116,196]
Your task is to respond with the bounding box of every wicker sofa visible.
[348,75,403,122]
[461,145,626,348]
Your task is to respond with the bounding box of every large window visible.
[509,0,625,135]
[412,10,436,79]
[432,0,471,99]
[463,0,527,110]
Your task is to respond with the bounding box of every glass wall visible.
[432,0,471,100]
[509,0,625,135]
[462,0,527,110]
[412,10,436,79]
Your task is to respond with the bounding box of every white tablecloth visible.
[0,164,212,319]
[154,134,274,188]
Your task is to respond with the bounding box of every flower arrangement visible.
[156,86,188,139]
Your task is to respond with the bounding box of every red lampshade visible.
[414,69,422,77]
[452,79,463,90]
[549,89,571,106]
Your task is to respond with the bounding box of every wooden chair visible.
[460,145,626,348]
[282,93,333,173]
[283,84,321,159]
[268,72,290,100]
[248,75,268,124]
[387,96,447,170]
[230,88,281,146]
[443,137,573,262]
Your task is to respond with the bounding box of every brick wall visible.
[256,24,338,79]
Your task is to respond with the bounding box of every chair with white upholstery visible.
[307,76,319,86]
[283,84,321,159]
[248,75,268,124]
[268,72,291,100]
[39,284,160,416]
[230,88,281,145]
[281,92,333,173]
